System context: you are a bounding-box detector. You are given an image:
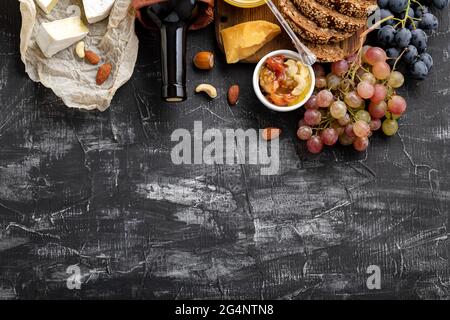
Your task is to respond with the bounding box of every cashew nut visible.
[195,84,217,99]
[75,41,85,59]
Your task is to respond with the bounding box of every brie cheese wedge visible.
[83,0,116,24]
[36,17,89,58]
[35,0,59,15]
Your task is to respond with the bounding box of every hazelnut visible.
[193,51,214,70]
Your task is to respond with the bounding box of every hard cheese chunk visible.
[83,0,116,24]
[220,21,281,64]
[35,0,59,15]
[36,17,89,58]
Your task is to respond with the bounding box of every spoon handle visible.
[265,0,317,66]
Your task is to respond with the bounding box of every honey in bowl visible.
[259,55,312,107]
[224,0,266,9]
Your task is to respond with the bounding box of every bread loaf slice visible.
[279,0,354,44]
[292,0,367,32]
[314,0,378,18]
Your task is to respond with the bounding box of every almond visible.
[85,50,100,65]
[227,84,240,106]
[96,63,112,85]
[262,128,281,141]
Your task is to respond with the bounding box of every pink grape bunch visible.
[298,46,407,154]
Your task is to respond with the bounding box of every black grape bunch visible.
[376,0,449,80]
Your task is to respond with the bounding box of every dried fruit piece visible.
[193,51,214,70]
[75,41,85,59]
[227,84,240,106]
[85,50,100,65]
[262,128,281,141]
[195,84,217,99]
[96,63,112,85]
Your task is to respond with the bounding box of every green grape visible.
[388,71,405,89]
[330,101,347,119]
[355,110,372,123]
[382,119,399,136]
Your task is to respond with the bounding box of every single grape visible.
[344,91,364,108]
[353,137,369,152]
[372,61,391,80]
[357,81,375,99]
[364,47,387,65]
[338,113,351,126]
[388,71,405,88]
[410,60,429,80]
[330,100,347,119]
[377,25,396,46]
[371,84,388,103]
[395,28,412,48]
[321,128,339,146]
[355,110,372,123]
[304,109,322,126]
[389,0,408,13]
[315,76,327,89]
[316,90,334,108]
[415,6,429,18]
[371,118,382,131]
[305,95,318,109]
[382,119,399,136]
[369,101,388,119]
[419,13,438,30]
[419,53,433,70]
[297,126,313,141]
[307,136,324,154]
[380,9,395,25]
[339,134,355,146]
[345,124,356,138]
[331,60,349,76]
[386,47,401,67]
[403,45,419,65]
[411,29,428,53]
[312,64,326,77]
[432,0,449,10]
[388,95,407,115]
[360,72,377,85]
[327,74,342,90]
[353,120,371,138]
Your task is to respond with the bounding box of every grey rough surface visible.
[0,1,449,299]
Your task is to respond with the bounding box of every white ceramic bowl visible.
[253,50,315,112]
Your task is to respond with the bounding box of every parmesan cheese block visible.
[220,21,281,64]
[83,0,116,24]
[35,0,59,15]
[36,17,89,58]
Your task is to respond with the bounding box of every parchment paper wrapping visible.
[18,0,139,111]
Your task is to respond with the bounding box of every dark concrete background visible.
[0,0,448,299]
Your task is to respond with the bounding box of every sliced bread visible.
[279,0,354,44]
[314,0,378,18]
[292,0,367,33]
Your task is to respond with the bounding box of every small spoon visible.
[265,0,317,66]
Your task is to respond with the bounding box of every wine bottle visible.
[140,0,198,102]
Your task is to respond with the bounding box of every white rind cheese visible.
[83,0,116,24]
[35,0,59,15]
[36,17,89,58]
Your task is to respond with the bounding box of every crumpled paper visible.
[18,0,139,111]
